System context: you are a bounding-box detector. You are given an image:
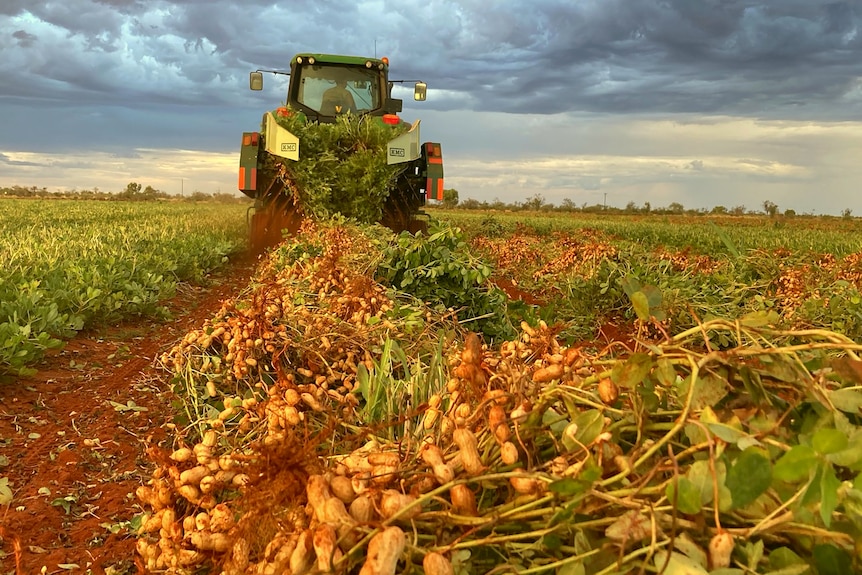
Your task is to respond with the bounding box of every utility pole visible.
[181,178,184,197]
[604,192,607,210]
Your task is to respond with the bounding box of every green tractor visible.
[238,53,444,249]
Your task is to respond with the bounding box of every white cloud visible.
[0,148,238,196]
[427,111,862,214]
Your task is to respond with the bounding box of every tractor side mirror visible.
[250,71,263,91]
[414,82,427,101]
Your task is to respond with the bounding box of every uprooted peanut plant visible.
[137,219,862,575]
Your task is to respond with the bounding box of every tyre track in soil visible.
[0,252,259,575]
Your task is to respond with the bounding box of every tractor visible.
[238,53,444,249]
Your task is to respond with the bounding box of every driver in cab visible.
[321,77,356,115]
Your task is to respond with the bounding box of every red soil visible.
[0,254,258,575]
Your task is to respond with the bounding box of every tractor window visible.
[296,65,381,116]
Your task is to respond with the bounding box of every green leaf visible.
[686,460,715,505]
[744,539,765,571]
[654,358,677,387]
[666,477,703,515]
[572,409,604,447]
[739,365,768,405]
[812,544,852,575]
[620,276,642,298]
[630,290,651,321]
[685,460,731,511]
[542,533,562,551]
[642,283,663,308]
[548,478,587,496]
[827,389,862,414]
[705,422,751,446]
[768,547,808,572]
[726,450,772,509]
[51,496,75,514]
[549,463,602,501]
[652,551,709,575]
[709,220,741,259]
[827,433,862,468]
[819,464,840,528]
[355,363,370,402]
[812,428,848,455]
[557,562,586,575]
[611,353,653,389]
[773,445,818,483]
[801,464,824,508]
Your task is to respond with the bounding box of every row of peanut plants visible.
[140,219,862,574]
[0,199,248,376]
[436,210,862,345]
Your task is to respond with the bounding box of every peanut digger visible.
[238,52,444,249]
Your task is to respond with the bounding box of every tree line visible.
[0,183,251,203]
[435,190,853,219]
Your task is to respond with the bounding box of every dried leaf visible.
[605,510,651,545]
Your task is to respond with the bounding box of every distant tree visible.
[442,188,459,208]
[522,193,545,211]
[711,205,728,215]
[489,197,507,210]
[125,182,142,195]
[141,185,159,199]
[625,201,638,213]
[730,205,747,216]
[763,200,779,217]
[842,208,853,219]
[560,198,576,212]
[784,208,797,218]
[643,201,651,214]
[459,198,482,210]
[668,202,685,214]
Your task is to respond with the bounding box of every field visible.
[0,199,248,376]
[442,209,862,344]
[2,203,862,575]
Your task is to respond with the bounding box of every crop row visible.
[434,211,862,344]
[139,219,862,574]
[438,209,862,257]
[0,199,248,376]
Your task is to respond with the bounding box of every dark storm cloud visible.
[1,0,861,133]
[399,0,862,118]
[12,29,36,47]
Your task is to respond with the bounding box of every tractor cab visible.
[250,53,427,123]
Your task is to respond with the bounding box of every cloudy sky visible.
[1,1,861,214]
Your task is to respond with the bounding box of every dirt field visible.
[0,255,258,575]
